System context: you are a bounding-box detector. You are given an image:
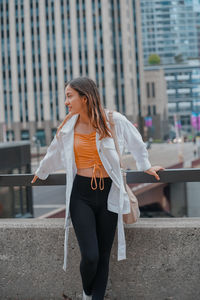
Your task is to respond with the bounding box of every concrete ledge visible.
[1,218,200,299]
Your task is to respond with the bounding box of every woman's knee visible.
[82,251,99,269]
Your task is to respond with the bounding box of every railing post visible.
[169,182,187,217]
[186,182,200,217]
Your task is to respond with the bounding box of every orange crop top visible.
[74,131,105,190]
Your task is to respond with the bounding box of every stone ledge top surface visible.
[1,217,200,228]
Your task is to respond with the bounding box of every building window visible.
[21,130,29,141]
[153,105,156,115]
[35,129,46,146]
[168,116,174,125]
[147,82,150,98]
[180,115,190,126]
[6,130,15,141]
[152,82,155,97]
[148,105,151,115]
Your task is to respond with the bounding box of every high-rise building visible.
[145,61,200,135]
[140,0,200,65]
[0,0,146,145]
[165,61,200,134]
[193,0,200,57]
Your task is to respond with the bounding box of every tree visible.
[148,54,161,65]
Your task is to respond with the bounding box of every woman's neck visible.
[77,112,91,125]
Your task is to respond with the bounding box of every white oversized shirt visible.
[35,109,151,272]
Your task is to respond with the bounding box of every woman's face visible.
[64,85,86,114]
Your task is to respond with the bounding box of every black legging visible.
[69,174,118,300]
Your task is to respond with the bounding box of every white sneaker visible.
[82,290,92,300]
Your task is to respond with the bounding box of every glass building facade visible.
[140,0,200,65]
[165,62,200,133]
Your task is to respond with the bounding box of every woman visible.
[31,77,163,300]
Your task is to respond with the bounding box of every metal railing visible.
[1,169,200,218]
[0,168,200,186]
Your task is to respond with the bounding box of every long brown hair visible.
[56,77,112,140]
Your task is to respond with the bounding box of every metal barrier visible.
[1,169,200,219]
[0,168,200,186]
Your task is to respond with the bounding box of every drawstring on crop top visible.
[74,131,105,190]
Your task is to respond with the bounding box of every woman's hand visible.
[31,175,38,184]
[144,166,165,181]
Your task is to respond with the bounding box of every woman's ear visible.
[82,96,87,104]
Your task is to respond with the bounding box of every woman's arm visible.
[121,116,164,179]
[121,116,151,171]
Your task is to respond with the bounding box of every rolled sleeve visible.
[35,135,65,180]
[121,117,151,171]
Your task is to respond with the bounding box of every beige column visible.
[95,0,103,98]
[24,0,35,122]
[113,0,122,113]
[70,0,79,77]
[9,0,20,124]
[4,1,11,130]
[54,0,65,120]
[85,0,95,80]
[47,3,56,127]
[120,0,135,117]
[33,0,42,127]
[0,34,5,123]
[18,2,26,128]
[101,0,115,110]
[79,0,87,76]
[129,0,139,119]
[62,0,72,81]
[135,0,147,117]
[39,0,50,121]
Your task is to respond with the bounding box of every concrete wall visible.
[1,218,200,300]
[186,182,200,217]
